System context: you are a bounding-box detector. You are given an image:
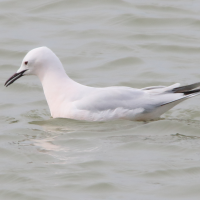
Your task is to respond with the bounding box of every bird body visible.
[5,47,200,121]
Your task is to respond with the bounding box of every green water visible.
[1,0,200,199]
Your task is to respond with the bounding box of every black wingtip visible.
[173,82,200,93]
[183,88,200,95]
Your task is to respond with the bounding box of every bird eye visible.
[24,61,28,65]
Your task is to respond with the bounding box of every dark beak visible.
[4,69,28,87]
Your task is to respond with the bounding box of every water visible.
[1,0,200,199]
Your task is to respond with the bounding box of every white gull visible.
[5,47,200,121]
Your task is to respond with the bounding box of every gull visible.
[4,47,200,121]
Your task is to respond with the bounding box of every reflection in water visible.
[28,118,144,154]
[33,136,61,151]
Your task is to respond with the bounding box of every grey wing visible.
[74,86,148,112]
[74,82,200,117]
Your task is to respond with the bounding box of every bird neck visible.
[37,66,76,117]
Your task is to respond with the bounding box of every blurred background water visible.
[1,0,200,199]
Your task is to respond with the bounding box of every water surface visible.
[1,0,200,199]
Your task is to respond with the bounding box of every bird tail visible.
[161,82,200,106]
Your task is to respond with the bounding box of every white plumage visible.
[5,47,200,121]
